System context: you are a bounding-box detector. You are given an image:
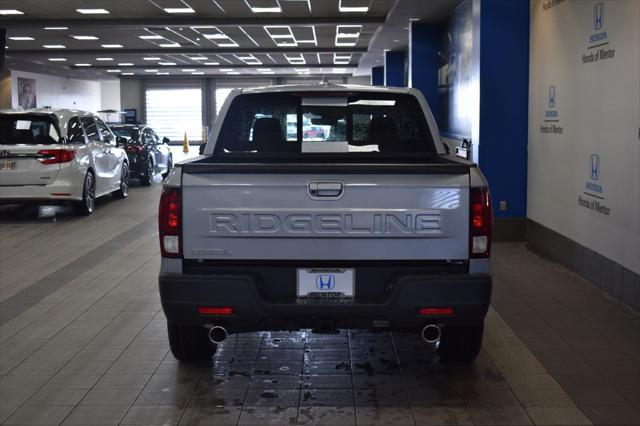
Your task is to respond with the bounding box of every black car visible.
[110,124,173,185]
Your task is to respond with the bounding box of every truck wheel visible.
[438,324,484,364]
[167,323,217,362]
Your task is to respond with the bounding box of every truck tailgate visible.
[181,166,470,261]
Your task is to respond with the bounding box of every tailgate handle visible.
[308,181,343,198]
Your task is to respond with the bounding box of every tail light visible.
[37,149,75,165]
[159,188,181,258]
[470,187,492,258]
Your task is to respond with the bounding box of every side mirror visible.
[162,137,170,144]
[116,136,127,147]
[199,144,206,155]
[443,143,450,155]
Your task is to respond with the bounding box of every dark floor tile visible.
[121,404,184,425]
[468,405,533,425]
[254,360,303,376]
[352,374,404,390]
[351,358,401,375]
[250,375,301,390]
[258,348,305,362]
[244,389,301,407]
[354,389,409,407]
[196,373,251,390]
[300,389,353,407]
[301,374,353,390]
[297,406,356,425]
[304,349,351,361]
[581,404,640,425]
[303,360,352,375]
[179,405,242,425]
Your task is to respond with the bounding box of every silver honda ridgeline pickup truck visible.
[159,84,492,364]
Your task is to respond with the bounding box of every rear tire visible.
[72,171,95,216]
[112,162,129,199]
[167,323,217,362]
[140,158,153,186]
[438,324,484,364]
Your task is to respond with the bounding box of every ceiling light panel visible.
[101,44,123,48]
[76,9,110,14]
[0,9,24,15]
[335,25,362,47]
[234,54,262,66]
[72,35,99,40]
[45,27,68,30]
[139,35,164,40]
[333,53,352,64]
[284,53,306,65]
[193,27,238,47]
[43,45,66,49]
[9,37,34,41]
[264,25,317,48]
[244,0,282,13]
[338,0,370,13]
[164,7,195,13]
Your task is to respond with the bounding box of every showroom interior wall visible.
[527,0,640,311]
[100,80,121,112]
[9,70,102,112]
[406,0,529,240]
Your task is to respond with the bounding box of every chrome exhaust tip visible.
[208,325,228,344]
[421,324,441,347]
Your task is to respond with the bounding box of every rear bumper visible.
[0,183,82,203]
[159,271,492,332]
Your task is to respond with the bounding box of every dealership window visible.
[145,87,202,142]
[215,88,236,116]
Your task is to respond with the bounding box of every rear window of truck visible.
[0,114,60,145]
[213,92,437,161]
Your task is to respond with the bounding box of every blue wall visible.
[384,51,406,87]
[478,0,529,218]
[409,22,441,124]
[437,0,475,139]
[371,66,384,86]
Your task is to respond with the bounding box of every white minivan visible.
[0,109,129,215]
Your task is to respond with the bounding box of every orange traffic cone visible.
[182,132,189,153]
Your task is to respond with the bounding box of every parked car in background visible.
[0,109,129,215]
[109,124,172,185]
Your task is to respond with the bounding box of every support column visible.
[0,29,6,70]
[409,22,441,123]
[370,66,384,86]
[478,0,529,233]
[384,51,405,87]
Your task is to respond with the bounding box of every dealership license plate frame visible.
[297,268,355,298]
[0,160,16,170]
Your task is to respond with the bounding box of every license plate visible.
[297,268,355,298]
[0,160,15,170]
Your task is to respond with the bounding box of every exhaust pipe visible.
[208,325,227,344]
[421,324,441,347]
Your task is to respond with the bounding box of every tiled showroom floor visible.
[1,180,639,425]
